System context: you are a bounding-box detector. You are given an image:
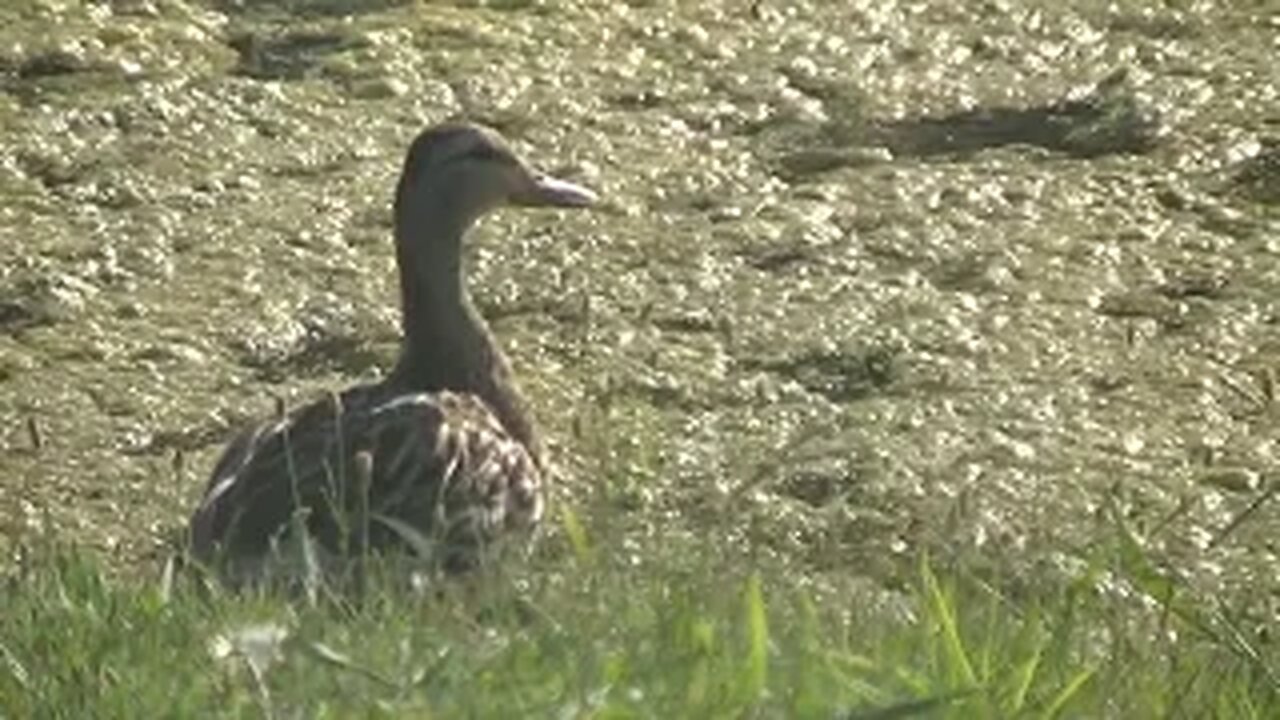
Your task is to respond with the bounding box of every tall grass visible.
[1,502,1275,719]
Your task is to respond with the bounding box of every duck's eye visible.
[465,144,512,165]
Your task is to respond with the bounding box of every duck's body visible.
[192,384,541,575]
[188,123,595,579]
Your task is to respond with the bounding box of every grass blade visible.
[1038,667,1094,720]
[560,505,594,565]
[743,572,769,700]
[920,556,976,688]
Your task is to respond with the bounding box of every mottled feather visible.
[190,386,542,574]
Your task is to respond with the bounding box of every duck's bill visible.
[514,174,598,208]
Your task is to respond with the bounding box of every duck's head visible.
[395,122,596,228]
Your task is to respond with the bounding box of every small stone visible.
[352,76,409,100]
[113,0,161,17]
[1199,468,1260,494]
[115,58,143,77]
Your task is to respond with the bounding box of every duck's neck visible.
[388,193,485,390]
[386,194,542,462]
[389,223,462,385]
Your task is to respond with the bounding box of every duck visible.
[188,122,596,583]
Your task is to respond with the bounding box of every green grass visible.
[0,508,1275,719]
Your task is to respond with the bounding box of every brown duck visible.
[188,123,596,581]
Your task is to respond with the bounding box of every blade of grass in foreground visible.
[742,572,768,700]
[0,530,1275,717]
[560,505,595,565]
[1038,666,1095,720]
[920,555,977,691]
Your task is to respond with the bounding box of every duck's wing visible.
[189,385,380,563]
[362,391,544,564]
[188,387,543,573]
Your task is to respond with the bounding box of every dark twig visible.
[1208,477,1278,549]
[25,416,42,451]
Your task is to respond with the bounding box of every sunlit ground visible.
[1,0,1278,714]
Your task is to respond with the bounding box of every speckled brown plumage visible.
[187,123,595,581]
